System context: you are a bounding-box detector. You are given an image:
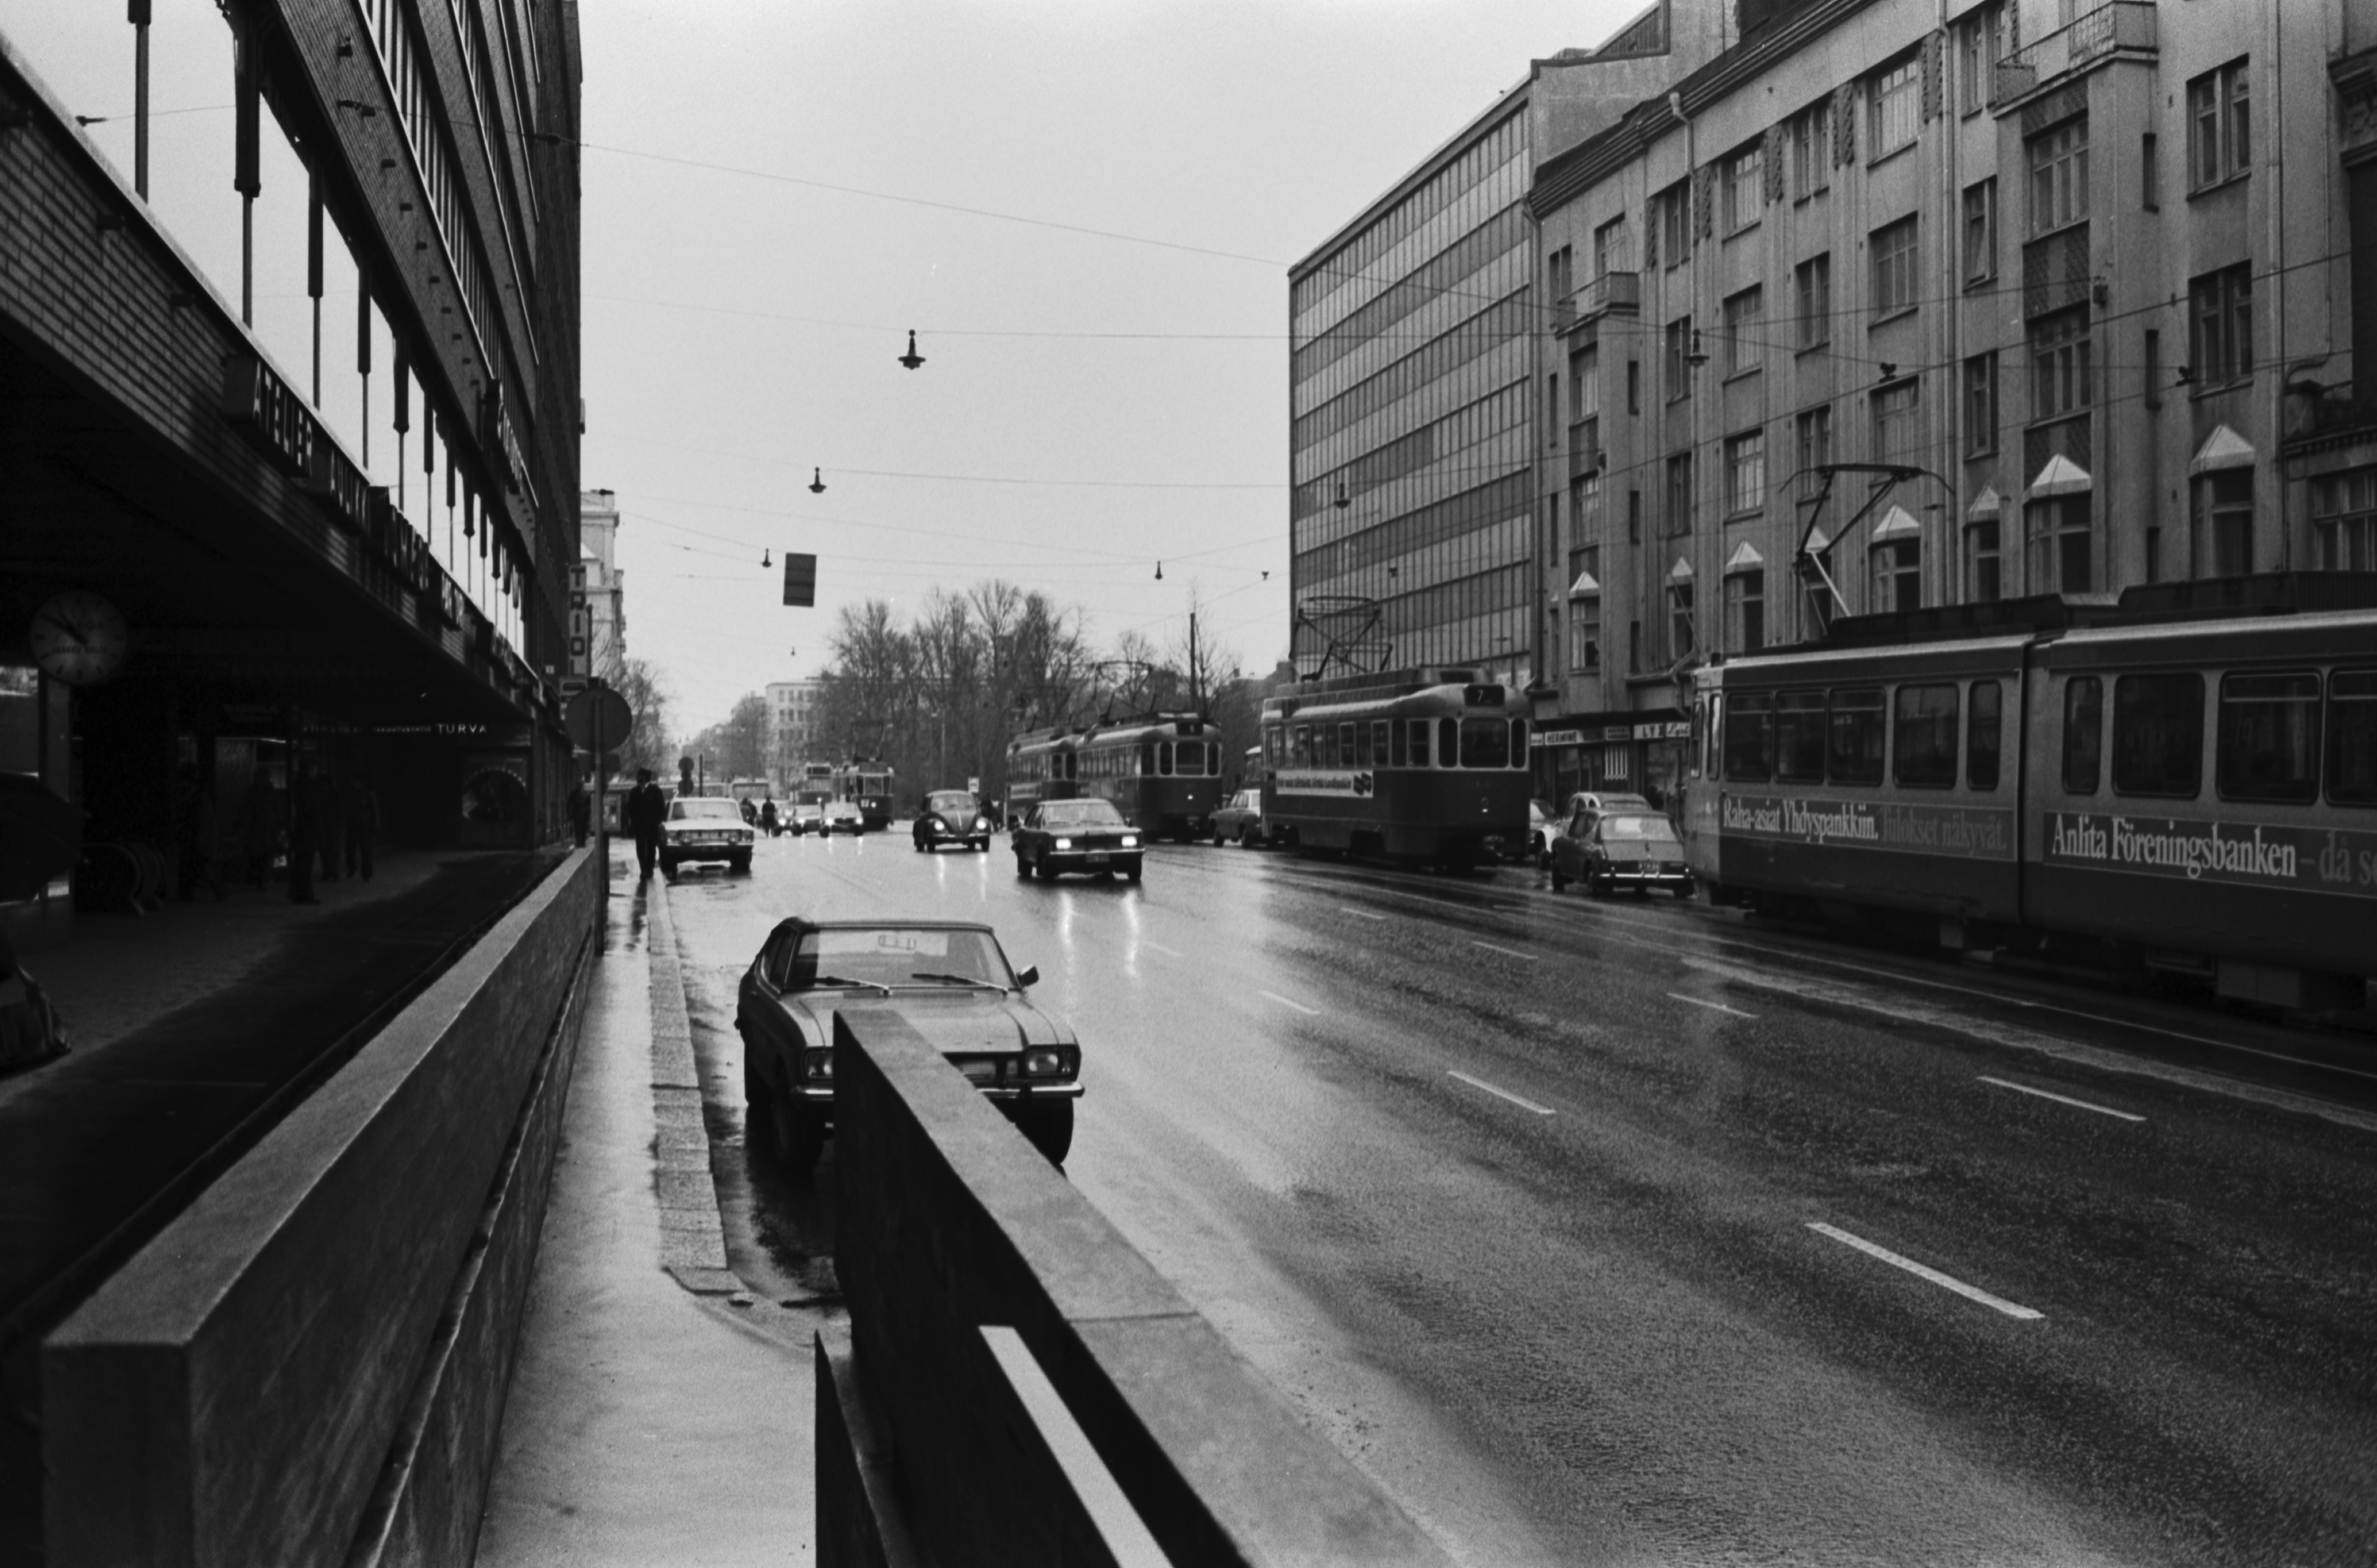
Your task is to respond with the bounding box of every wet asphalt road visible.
[663,828,2377,1567]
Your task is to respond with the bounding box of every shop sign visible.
[1531,728,1585,749]
[2042,813,2377,898]
[221,352,313,477]
[1275,769,1375,798]
[436,577,466,629]
[304,431,369,533]
[1721,792,2015,861]
[1603,726,1632,741]
[1634,721,1690,741]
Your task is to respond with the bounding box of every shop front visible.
[1529,710,1690,811]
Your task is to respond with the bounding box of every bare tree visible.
[612,658,675,779]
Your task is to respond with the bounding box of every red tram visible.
[1680,576,2377,1009]
[1259,668,1532,867]
[1073,715,1224,840]
[1003,728,1079,827]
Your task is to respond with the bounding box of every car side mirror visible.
[1015,964,1040,989]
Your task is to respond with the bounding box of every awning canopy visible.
[2189,423,2256,476]
[1668,556,1695,582]
[1966,484,2003,520]
[2029,454,2092,496]
[1803,524,1832,553]
[1724,540,1763,570]
[1567,569,1601,596]
[1868,504,1921,542]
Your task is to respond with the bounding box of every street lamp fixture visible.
[809,467,827,495]
[897,329,926,370]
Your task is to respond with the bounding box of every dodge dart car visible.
[734,918,1080,1171]
[1011,798,1142,881]
[913,789,994,852]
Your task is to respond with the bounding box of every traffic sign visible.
[782,552,817,607]
[566,685,634,754]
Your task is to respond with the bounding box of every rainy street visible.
[662,830,2377,1568]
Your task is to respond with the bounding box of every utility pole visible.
[1188,610,1201,715]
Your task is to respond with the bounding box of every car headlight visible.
[1120,835,1139,848]
[803,1048,834,1079]
[974,816,990,830]
[1024,1048,1063,1076]
[926,816,944,830]
[1054,837,1073,849]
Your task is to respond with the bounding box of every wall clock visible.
[28,590,130,687]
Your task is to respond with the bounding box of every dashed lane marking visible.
[1258,989,1320,1015]
[1667,992,1757,1019]
[1470,939,1536,961]
[1448,1070,1556,1116]
[1978,1075,2145,1123]
[1807,1222,2044,1321]
[1138,940,1182,958]
[1339,906,1388,920]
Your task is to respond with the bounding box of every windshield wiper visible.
[809,974,893,996]
[905,972,1005,991]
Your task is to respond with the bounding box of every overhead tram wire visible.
[627,500,1280,572]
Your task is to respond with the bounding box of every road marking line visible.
[1138,940,1181,958]
[1258,989,1320,1015]
[1448,1070,1555,1116]
[1806,1223,2043,1321]
[1339,906,1387,921]
[1470,939,1536,961]
[1667,992,1756,1019]
[1977,1075,2144,1123]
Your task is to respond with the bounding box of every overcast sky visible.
[581,0,1643,730]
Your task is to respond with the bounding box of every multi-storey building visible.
[573,489,627,688]
[1286,2,1724,685]
[1526,0,2377,807]
[765,678,823,791]
[1,0,583,945]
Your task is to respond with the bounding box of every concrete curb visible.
[643,886,743,1296]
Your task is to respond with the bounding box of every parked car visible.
[1209,788,1268,847]
[1011,797,1143,881]
[914,789,994,852]
[734,917,1079,1172]
[1487,797,1557,866]
[1550,799,1693,896]
[661,797,754,877]
[820,800,866,836]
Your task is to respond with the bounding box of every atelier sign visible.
[222,351,366,533]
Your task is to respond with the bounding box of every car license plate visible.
[1087,852,1110,864]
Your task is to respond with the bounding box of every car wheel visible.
[1015,854,1030,879]
[1551,864,1568,891]
[729,853,751,874]
[1017,1101,1074,1165]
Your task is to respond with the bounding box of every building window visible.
[1723,141,1763,233]
[1794,253,1832,348]
[1869,54,1920,159]
[1870,216,1918,318]
[1668,579,1696,660]
[2029,116,2089,234]
[1725,570,1765,653]
[1665,316,1695,399]
[1665,451,1695,536]
[1571,345,1600,422]
[2027,496,2092,593]
[1548,245,1575,305]
[1724,428,1766,515]
[1964,353,1997,457]
[1626,359,1641,414]
[1872,380,1919,467]
[1958,4,2000,117]
[1568,596,1601,672]
[1593,214,1631,276]
[2030,308,2092,420]
[1659,179,1693,267]
[2188,264,2253,384]
[1796,405,1833,504]
[1963,178,1996,283]
[2188,58,2250,189]
[1791,97,1833,199]
[1966,517,2003,601]
[1721,286,1762,376]
[1870,539,1921,612]
[2142,132,2159,210]
[2311,470,2377,570]
[2194,470,2254,577]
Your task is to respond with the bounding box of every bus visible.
[1072,715,1224,840]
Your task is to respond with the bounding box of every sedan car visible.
[1550,802,1693,896]
[913,789,994,852]
[819,800,866,836]
[1011,798,1142,881]
[1209,788,1267,847]
[735,918,1080,1171]
[660,797,754,876]
[788,803,823,835]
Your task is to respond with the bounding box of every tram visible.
[1003,727,1080,827]
[1679,574,2377,1010]
[1072,715,1224,839]
[1258,667,1532,867]
[829,759,896,831]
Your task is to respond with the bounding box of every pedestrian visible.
[344,775,379,881]
[759,797,779,837]
[238,773,280,889]
[567,778,592,848]
[626,768,668,880]
[287,762,321,904]
[172,763,227,902]
[316,766,346,885]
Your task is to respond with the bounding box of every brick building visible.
[0,0,583,947]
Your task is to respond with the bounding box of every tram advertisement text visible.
[1276,770,1375,797]
[1720,793,2016,860]
[2043,814,2377,896]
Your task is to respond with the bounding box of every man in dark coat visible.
[345,777,379,881]
[625,768,668,880]
[287,763,321,904]
[567,779,592,848]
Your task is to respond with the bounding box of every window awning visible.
[1966,484,2003,520]
[1724,540,1763,570]
[1668,556,1695,582]
[1567,569,1601,596]
[2189,423,2256,476]
[1868,504,1921,542]
[2028,454,2092,496]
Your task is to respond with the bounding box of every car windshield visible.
[1037,800,1125,828]
[926,793,977,816]
[670,799,740,821]
[788,927,1012,990]
[1601,815,1679,846]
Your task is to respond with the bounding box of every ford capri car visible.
[661,797,753,876]
[734,919,1080,1171]
[913,789,994,852]
[1550,805,1693,897]
[1011,798,1142,881]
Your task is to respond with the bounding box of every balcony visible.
[2021,224,2091,319]
[1569,270,1640,326]
[1994,1,2156,107]
[1568,417,1602,479]
[2284,379,2377,448]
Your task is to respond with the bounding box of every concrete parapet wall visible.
[826,1005,1453,1567]
[41,849,600,1568]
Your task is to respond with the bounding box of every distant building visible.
[765,679,824,791]
[574,489,627,688]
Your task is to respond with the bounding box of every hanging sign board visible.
[782,553,818,607]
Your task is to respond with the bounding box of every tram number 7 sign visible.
[782,553,818,607]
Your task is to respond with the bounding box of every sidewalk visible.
[476,849,817,1567]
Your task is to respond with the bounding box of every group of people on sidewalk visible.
[191,764,378,906]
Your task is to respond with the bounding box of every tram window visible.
[1827,688,1886,785]
[1968,680,2003,790]
[1722,691,1773,781]
[2217,673,2320,805]
[1437,717,1459,766]
[1354,724,1373,767]
[1510,719,1528,764]
[1411,719,1433,768]
[1158,743,1174,776]
[1390,722,1408,767]
[1292,725,1312,766]
[1691,697,1709,778]
[2325,669,2377,805]
[1459,718,1512,768]
[1774,692,1826,782]
[1339,723,1356,767]
[1893,685,1960,788]
[2063,677,2103,794]
[1372,721,1391,764]
[2112,673,2205,798]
